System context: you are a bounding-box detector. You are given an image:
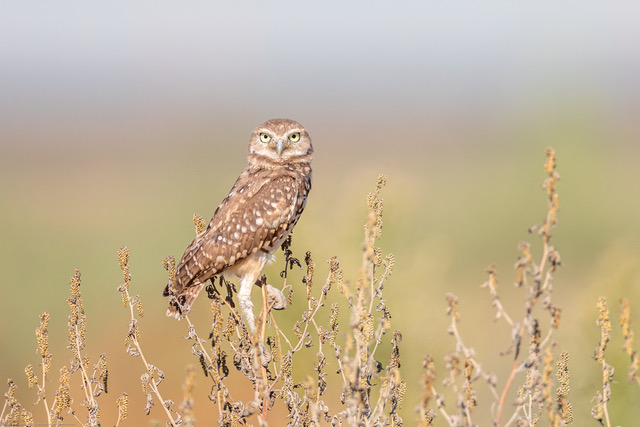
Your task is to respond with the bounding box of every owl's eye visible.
[260,133,271,143]
[288,132,300,142]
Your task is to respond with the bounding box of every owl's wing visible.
[170,173,300,295]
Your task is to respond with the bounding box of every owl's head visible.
[248,118,313,164]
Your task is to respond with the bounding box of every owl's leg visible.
[237,275,257,334]
[238,275,272,366]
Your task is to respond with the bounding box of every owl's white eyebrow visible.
[257,128,303,135]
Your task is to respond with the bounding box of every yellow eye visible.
[288,132,300,142]
[260,133,271,143]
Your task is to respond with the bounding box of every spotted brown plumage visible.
[163,119,313,340]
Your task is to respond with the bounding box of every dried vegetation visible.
[2,150,639,426]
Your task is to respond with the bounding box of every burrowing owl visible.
[163,118,313,339]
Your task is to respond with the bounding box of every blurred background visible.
[2,1,640,425]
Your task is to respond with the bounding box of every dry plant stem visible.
[183,313,225,417]
[184,314,215,369]
[291,285,328,354]
[597,351,612,427]
[38,361,52,426]
[260,285,324,409]
[130,340,175,426]
[447,312,500,403]
[433,150,563,426]
[70,409,84,425]
[603,403,611,427]
[72,323,96,412]
[259,283,270,423]
[272,313,294,349]
[122,287,178,427]
[484,271,515,328]
[264,316,286,420]
[594,298,613,427]
[495,206,557,424]
[269,311,286,366]
[503,404,523,427]
[500,296,557,425]
[431,385,454,426]
[619,298,640,387]
[332,342,349,388]
[0,401,7,423]
[367,262,376,314]
[498,358,520,426]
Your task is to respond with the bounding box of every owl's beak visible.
[276,139,285,155]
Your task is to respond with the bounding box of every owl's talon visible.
[265,284,287,310]
[257,341,272,367]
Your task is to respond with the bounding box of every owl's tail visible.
[163,281,205,319]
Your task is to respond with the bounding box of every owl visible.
[163,118,313,341]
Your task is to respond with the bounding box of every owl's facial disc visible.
[252,123,308,161]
